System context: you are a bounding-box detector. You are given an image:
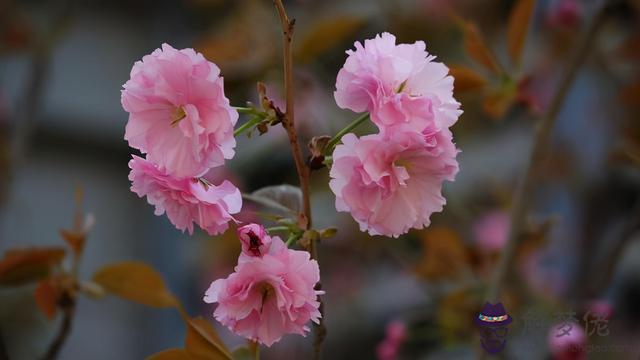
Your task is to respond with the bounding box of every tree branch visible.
[42,293,75,360]
[486,1,611,302]
[272,1,325,358]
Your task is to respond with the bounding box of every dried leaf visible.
[461,22,501,74]
[146,348,191,360]
[449,65,487,92]
[35,279,60,320]
[59,229,85,256]
[483,84,517,119]
[185,317,232,360]
[437,288,482,344]
[416,227,469,281]
[93,261,177,308]
[0,247,66,286]
[296,16,366,62]
[250,185,302,215]
[230,347,253,360]
[507,0,536,65]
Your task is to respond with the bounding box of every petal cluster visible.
[123,43,237,178]
[334,32,461,134]
[129,156,241,236]
[330,130,458,237]
[204,225,322,346]
[122,44,242,235]
[331,33,461,237]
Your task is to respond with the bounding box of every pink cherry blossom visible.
[473,211,510,252]
[376,320,407,360]
[329,129,459,237]
[548,321,586,360]
[128,155,241,236]
[334,32,461,133]
[203,236,322,346]
[237,223,272,258]
[122,44,237,178]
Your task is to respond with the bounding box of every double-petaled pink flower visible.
[123,43,237,178]
[330,129,458,237]
[204,225,323,346]
[331,33,461,237]
[128,155,241,236]
[334,32,461,134]
[123,44,242,235]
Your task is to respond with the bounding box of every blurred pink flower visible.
[329,129,458,237]
[587,300,613,320]
[122,43,237,178]
[334,32,461,133]
[128,155,241,235]
[376,320,407,360]
[473,211,510,252]
[547,0,582,29]
[203,236,323,346]
[237,223,272,258]
[548,321,586,360]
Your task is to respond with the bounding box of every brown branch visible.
[271,1,325,359]
[486,2,611,302]
[42,293,75,360]
[0,328,9,360]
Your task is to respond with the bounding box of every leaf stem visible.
[266,226,290,233]
[325,113,370,154]
[234,116,263,137]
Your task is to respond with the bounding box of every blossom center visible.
[248,231,263,256]
[170,106,187,126]
[257,283,275,312]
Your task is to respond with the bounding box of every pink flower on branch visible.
[329,129,459,237]
[237,223,272,258]
[204,236,323,346]
[122,44,237,178]
[334,32,461,133]
[128,155,241,236]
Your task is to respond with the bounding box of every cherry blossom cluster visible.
[330,33,461,237]
[122,44,242,236]
[204,224,323,346]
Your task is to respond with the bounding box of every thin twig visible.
[42,294,75,360]
[486,2,611,303]
[0,328,9,360]
[271,1,325,358]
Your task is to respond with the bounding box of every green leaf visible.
[92,261,177,308]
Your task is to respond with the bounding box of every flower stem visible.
[233,116,262,137]
[325,113,370,153]
[266,226,290,233]
[233,106,255,114]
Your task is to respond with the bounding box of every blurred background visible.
[1,0,639,359]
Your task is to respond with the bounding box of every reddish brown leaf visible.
[295,16,366,63]
[35,279,60,320]
[461,22,501,74]
[0,247,66,286]
[416,227,470,281]
[93,261,177,308]
[184,317,232,360]
[146,348,191,360]
[507,0,536,65]
[59,229,85,255]
[620,82,640,105]
[449,65,487,92]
